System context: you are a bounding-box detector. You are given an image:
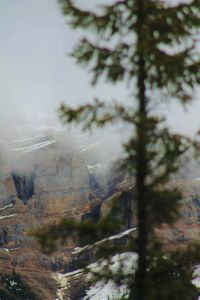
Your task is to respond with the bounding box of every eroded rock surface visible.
[1,123,200,298]
[0,126,96,298]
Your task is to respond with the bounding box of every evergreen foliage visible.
[0,271,36,300]
[33,0,200,299]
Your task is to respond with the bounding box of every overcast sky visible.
[0,0,199,135]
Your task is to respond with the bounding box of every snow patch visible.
[53,252,137,300]
[13,134,44,143]
[83,252,138,300]
[73,227,136,254]
[0,247,20,252]
[194,177,200,182]
[87,163,102,170]
[83,280,128,300]
[12,139,56,153]
[0,203,13,211]
[87,252,138,278]
[192,265,200,289]
[0,213,17,220]
[80,142,102,153]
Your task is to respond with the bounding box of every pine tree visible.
[33,0,200,299]
[57,0,200,298]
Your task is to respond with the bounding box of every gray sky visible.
[0,0,89,120]
[0,0,199,135]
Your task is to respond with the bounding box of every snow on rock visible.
[0,203,13,211]
[9,120,64,155]
[193,178,200,182]
[0,213,17,220]
[53,273,69,300]
[83,280,128,300]
[80,142,102,153]
[55,248,200,300]
[55,269,83,280]
[87,163,102,170]
[73,227,136,254]
[53,252,137,300]
[192,276,200,288]
[0,248,9,253]
[87,252,138,278]
[53,269,83,300]
[192,265,200,289]
[53,251,200,300]
[0,247,20,253]
[13,134,44,143]
[12,139,56,153]
[83,252,138,300]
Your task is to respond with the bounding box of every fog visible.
[0,0,199,153]
[0,0,126,122]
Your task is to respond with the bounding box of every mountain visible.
[0,122,95,298]
[0,121,127,298]
[0,122,93,241]
[0,121,200,298]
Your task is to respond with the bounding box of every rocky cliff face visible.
[0,122,131,298]
[0,127,94,246]
[1,122,200,298]
[0,124,102,298]
[156,180,200,247]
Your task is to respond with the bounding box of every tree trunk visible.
[129,1,148,299]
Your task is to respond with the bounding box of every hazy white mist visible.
[0,0,199,136]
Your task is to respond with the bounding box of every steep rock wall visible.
[0,130,92,246]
